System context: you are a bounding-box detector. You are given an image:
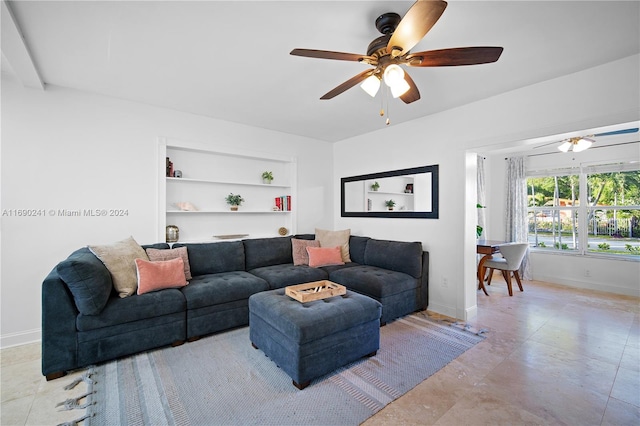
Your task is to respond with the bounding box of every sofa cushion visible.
[173,241,244,276]
[348,236,370,264]
[291,238,320,266]
[315,228,351,262]
[181,271,269,309]
[135,257,188,295]
[243,237,293,270]
[146,246,192,280]
[329,265,419,299]
[307,246,344,268]
[56,247,113,316]
[249,264,328,289]
[76,288,186,332]
[88,236,149,298]
[364,239,423,278]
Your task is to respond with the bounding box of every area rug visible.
[81,313,485,426]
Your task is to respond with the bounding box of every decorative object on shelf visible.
[385,199,396,211]
[278,227,288,236]
[262,171,274,184]
[371,181,380,191]
[173,170,182,178]
[225,193,245,211]
[166,225,179,243]
[405,183,413,193]
[173,202,198,212]
[166,157,174,177]
[272,205,281,211]
[213,234,249,240]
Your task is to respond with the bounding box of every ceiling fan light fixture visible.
[572,138,593,152]
[383,64,405,87]
[390,78,411,98]
[360,75,381,97]
[558,141,572,152]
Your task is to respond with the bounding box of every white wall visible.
[483,143,640,297]
[335,54,640,319]
[0,76,334,347]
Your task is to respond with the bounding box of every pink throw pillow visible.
[146,247,192,280]
[306,246,345,268]
[135,257,188,295]
[291,239,321,265]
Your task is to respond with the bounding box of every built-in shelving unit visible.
[158,138,296,243]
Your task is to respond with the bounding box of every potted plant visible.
[262,171,274,184]
[385,199,396,211]
[371,181,380,191]
[476,203,485,238]
[225,193,244,211]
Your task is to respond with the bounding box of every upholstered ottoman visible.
[248,288,382,389]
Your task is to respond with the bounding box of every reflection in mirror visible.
[341,165,439,218]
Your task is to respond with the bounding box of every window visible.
[527,162,640,257]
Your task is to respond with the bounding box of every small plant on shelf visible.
[262,171,274,184]
[385,199,396,210]
[225,193,244,211]
[371,181,380,191]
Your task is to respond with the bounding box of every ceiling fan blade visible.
[320,69,374,100]
[400,72,420,104]
[594,128,639,137]
[387,0,448,57]
[405,47,504,67]
[290,48,376,64]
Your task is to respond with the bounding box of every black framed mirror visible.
[341,165,439,218]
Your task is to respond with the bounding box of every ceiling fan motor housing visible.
[375,12,401,34]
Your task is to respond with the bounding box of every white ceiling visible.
[2,1,639,143]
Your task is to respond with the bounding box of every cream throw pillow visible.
[315,228,351,262]
[89,236,148,298]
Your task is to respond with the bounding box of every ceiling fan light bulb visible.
[383,64,405,87]
[360,75,381,97]
[558,141,572,152]
[390,78,410,98]
[573,138,593,152]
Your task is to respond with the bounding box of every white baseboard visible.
[1,328,41,349]
[534,275,640,298]
[463,305,478,321]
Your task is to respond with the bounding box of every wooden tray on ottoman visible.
[285,281,346,303]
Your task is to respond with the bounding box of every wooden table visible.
[477,240,506,296]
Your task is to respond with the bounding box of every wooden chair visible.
[484,243,528,296]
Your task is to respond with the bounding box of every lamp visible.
[558,137,594,153]
[383,64,410,98]
[360,75,381,97]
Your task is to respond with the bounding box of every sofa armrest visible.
[42,269,79,378]
[419,251,429,310]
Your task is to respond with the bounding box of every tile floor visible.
[1,277,638,425]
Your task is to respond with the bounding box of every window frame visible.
[527,161,639,260]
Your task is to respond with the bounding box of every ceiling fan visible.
[553,128,639,153]
[290,0,503,105]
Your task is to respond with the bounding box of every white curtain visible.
[505,156,532,279]
[477,155,486,238]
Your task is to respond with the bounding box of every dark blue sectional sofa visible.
[41,235,429,380]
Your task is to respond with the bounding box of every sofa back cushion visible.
[364,239,423,278]
[244,237,292,270]
[56,247,113,315]
[174,241,244,276]
[348,236,370,264]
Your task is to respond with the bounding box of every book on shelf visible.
[274,195,292,211]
